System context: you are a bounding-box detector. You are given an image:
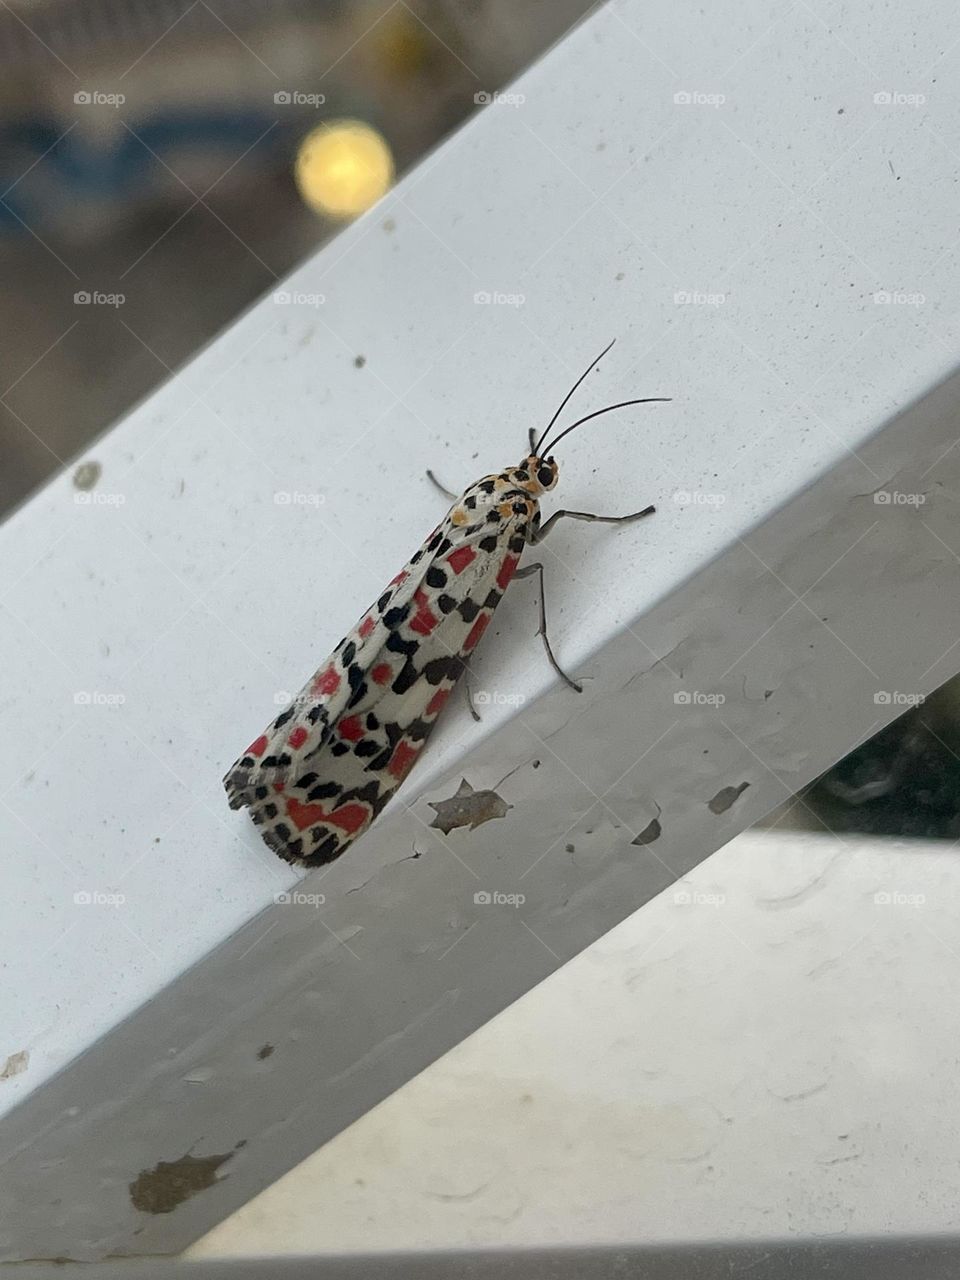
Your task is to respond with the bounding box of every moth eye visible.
[537,466,553,487]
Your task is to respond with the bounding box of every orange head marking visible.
[510,455,559,495]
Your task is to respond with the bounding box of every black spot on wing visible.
[392,660,419,695]
[307,781,341,801]
[302,833,341,867]
[386,631,418,656]
[423,656,464,685]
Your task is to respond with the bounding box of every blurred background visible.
[0,0,590,515]
[2,0,958,840]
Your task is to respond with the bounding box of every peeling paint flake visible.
[429,778,512,834]
[1,1049,29,1079]
[708,782,750,814]
[129,1148,235,1214]
[632,815,662,845]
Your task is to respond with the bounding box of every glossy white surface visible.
[1,0,957,1128]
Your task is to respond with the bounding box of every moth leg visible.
[532,504,655,543]
[462,663,482,722]
[513,562,582,693]
[425,469,458,501]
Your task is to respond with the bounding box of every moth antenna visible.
[545,397,671,453]
[533,338,616,457]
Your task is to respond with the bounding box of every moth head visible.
[520,454,558,494]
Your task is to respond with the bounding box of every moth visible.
[225,340,668,866]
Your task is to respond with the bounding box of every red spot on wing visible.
[285,796,369,836]
[372,662,392,685]
[247,734,268,758]
[337,714,364,742]
[426,687,451,717]
[497,554,519,591]
[285,797,331,832]
[327,803,369,834]
[273,782,285,793]
[387,739,420,780]
[447,545,476,575]
[288,726,308,749]
[410,586,439,636]
[312,665,341,696]
[389,569,409,587]
[464,613,490,652]
[359,616,375,639]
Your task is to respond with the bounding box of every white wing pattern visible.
[224,469,538,866]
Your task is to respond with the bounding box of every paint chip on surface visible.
[73,461,101,490]
[429,778,511,834]
[129,1149,235,1214]
[708,782,751,814]
[632,815,662,845]
[1,1049,29,1079]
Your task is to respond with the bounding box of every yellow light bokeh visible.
[294,121,394,220]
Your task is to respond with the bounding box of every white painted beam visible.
[2,0,959,1259]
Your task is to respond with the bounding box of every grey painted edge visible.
[2,365,960,1260]
[10,1236,960,1280]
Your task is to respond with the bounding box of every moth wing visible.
[228,490,530,868]
[223,528,441,806]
